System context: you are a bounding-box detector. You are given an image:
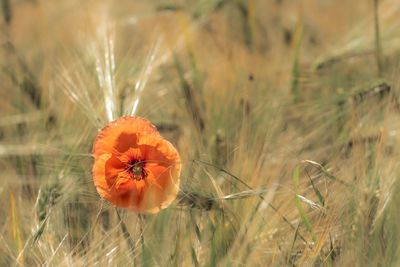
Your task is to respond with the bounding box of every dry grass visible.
[1,0,400,266]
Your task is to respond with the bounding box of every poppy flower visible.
[92,116,181,213]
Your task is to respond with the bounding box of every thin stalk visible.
[139,214,150,267]
[373,0,383,76]
[1,0,11,24]
[291,15,303,103]
[115,208,135,256]
[194,159,309,244]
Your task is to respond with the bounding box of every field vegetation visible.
[1,0,400,266]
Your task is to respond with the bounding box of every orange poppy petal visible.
[93,161,146,208]
[92,153,112,199]
[111,179,145,208]
[141,135,180,161]
[93,116,159,158]
[92,116,181,213]
[136,159,180,213]
[117,147,142,164]
[104,155,126,179]
[138,169,179,213]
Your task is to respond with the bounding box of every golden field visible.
[1,0,400,266]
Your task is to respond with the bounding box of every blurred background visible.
[1,0,400,266]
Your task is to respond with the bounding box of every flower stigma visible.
[127,160,148,181]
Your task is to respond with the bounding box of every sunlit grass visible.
[1,0,400,266]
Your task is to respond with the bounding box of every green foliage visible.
[1,0,400,266]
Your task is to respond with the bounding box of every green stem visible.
[374,0,383,76]
[115,209,135,255]
[139,214,150,267]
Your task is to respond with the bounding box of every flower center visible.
[127,160,147,181]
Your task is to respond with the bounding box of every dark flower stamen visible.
[127,160,147,181]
